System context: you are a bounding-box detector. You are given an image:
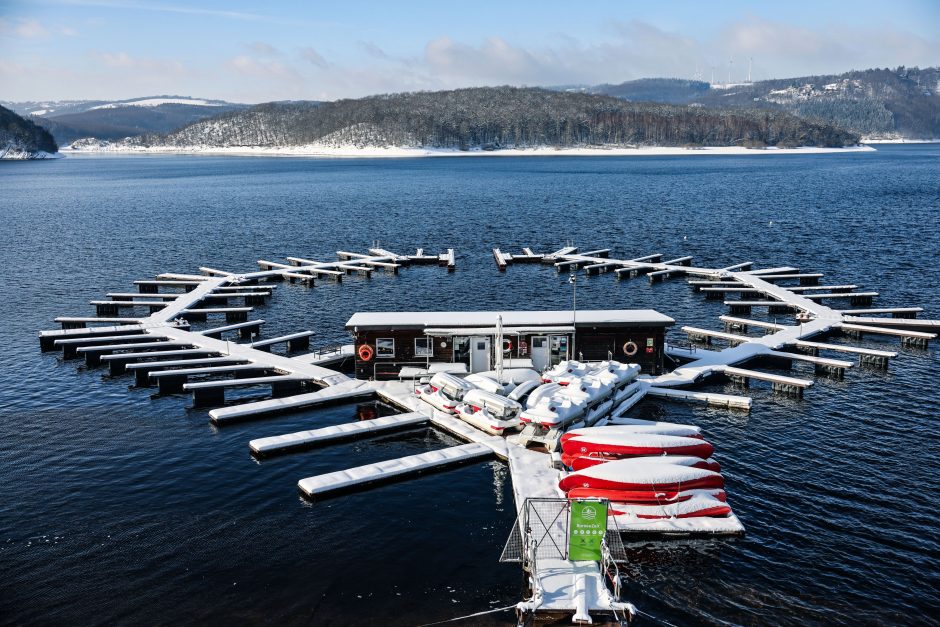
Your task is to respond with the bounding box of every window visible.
[415,337,433,357]
[376,338,395,358]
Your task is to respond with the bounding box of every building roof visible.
[345,310,674,331]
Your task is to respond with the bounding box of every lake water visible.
[1,147,938,625]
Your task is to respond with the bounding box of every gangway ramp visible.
[250,412,428,457]
[297,442,493,498]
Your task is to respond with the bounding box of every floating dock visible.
[249,412,429,457]
[298,442,493,497]
[38,242,940,626]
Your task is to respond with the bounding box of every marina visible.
[34,238,939,625]
[4,147,939,626]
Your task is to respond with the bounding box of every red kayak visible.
[558,459,725,493]
[560,423,702,443]
[561,433,714,459]
[563,452,721,473]
[567,487,726,505]
[607,495,732,519]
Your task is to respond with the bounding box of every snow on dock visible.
[837,307,922,316]
[199,319,264,339]
[249,330,315,352]
[297,443,493,498]
[644,386,753,409]
[208,379,374,424]
[249,412,428,457]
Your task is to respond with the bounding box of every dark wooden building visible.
[345,310,675,380]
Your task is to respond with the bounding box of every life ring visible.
[358,344,375,361]
[502,339,513,354]
[623,341,638,357]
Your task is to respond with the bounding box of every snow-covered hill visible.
[0,105,59,159]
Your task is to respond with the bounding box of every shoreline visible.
[60,144,877,159]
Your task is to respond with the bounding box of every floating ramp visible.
[297,442,493,498]
[250,412,428,457]
[645,386,752,409]
[208,379,375,424]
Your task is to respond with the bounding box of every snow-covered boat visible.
[519,393,588,428]
[455,389,523,435]
[507,379,540,404]
[561,433,714,459]
[566,486,726,505]
[607,494,732,519]
[558,459,725,493]
[563,375,615,406]
[540,360,591,385]
[561,422,703,442]
[524,382,562,407]
[562,452,721,472]
[416,372,475,414]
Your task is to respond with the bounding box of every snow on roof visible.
[346,310,674,331]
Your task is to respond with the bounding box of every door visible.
[550,335,569,365]
[469,336,491,373]
[530,336,549,371]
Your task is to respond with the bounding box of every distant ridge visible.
[106,87,857,152]
[0,96,249,145]
[590,67,940,140]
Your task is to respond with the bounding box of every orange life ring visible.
[358,344,375,361]
[502,339,513,353]
[623,341,638,357]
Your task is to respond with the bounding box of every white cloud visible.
[228,55,295,79]
[0,18,50,38]
[3,14,939,103]
[91,50,184,73]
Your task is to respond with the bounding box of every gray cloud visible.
[299,46,329,69]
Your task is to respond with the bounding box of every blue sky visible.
[2,0,938,102]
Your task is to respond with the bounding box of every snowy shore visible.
[0,149,61,160]
[62,144,877,158]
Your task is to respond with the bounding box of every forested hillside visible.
[0,105,58,159]
[126,87,857,150]
[593,67,940,139]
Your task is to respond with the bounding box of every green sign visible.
[568,500,608,561]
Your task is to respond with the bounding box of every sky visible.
[1,0,939,103]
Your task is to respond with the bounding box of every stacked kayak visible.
[521,361,641,429]
[558,420,734,521]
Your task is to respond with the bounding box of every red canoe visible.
[558,459,724,493]
[607,495,732,519]
[561,433,714,459]
[563,452,721,473]
[566,487,726,505]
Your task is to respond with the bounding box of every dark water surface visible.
[1,147,938,626]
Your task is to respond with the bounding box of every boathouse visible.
[345,310,675,380]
